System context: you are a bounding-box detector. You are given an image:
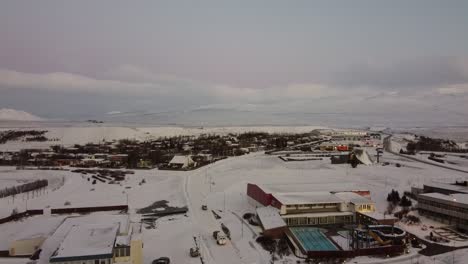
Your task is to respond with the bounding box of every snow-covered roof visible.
[256,206,286,230]
[419,192,468,206]
[169,155,194,165]
[257,183,367,194]
[13,216,64,241]
[273,192,343,205]
[334,192,374,205]
[115,235,130,247]
[50,223,119,262]
[358,211,397,220]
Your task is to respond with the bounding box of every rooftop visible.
[358,211,398,220]
[257,183,368,195]
[419,192,468,206]
[424,183,468,194]
[273,192,344,205]
[256,206,286,230]
[50,223,119,262]
[334,192,374,205]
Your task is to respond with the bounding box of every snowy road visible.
[384,135,468,174]
[184,164,246,264]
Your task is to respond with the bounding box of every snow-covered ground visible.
[2,124,468,263]
[2,150,468,263]
[0,168,186,219]
[0,124,326,151]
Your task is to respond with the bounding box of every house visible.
[109,154,128,165]
[168,155,195,169]
[193,153,213,163]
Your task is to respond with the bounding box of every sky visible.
[1,0,468,125]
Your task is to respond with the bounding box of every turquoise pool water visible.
[290,227,338,251]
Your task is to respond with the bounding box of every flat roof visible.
[273,192,344,205]
[50,223,119,262]
[115,235,130,247]
[14,216,65,241]
[419,192,468,206]
[358,211,397,220]
[424,183,468,194]
[256,206,286,230]
[257,183,368,194]
[334,192,374,205]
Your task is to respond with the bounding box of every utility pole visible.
[241,217,244,238]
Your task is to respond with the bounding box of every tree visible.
[387,189,401,205]
[400,195,412,208]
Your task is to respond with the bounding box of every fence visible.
[0,179,48,198]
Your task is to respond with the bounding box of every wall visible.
[246,183,273,207]
[9,237,45,256]
[130,239,143,264]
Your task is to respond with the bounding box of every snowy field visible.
[0,168,186,219]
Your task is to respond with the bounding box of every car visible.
[152,257,170,264]
[190,247,200,257]
[201,205,208,210]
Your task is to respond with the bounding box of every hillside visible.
[0,108,43,121]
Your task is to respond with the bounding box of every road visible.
[383,135,468,174]
[183,164,246,264]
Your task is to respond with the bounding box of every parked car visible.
[190,247,200,257]
[201,204,208,210]
[152,257,170,264]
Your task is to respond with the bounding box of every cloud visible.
[0,66,342,103]
[1,61,468,122]
[327,57,468,90]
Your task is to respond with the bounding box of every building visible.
[168,155,195,169]
[356,211,398,225]
[50,223,119,264]
[8,216,65,257]
[414,183,468,232]
[417,192,468,230]
[419,182,468,195]
[256,206,287,239]
[248,183,375,227]
[330,153,349,164]
[49,219,143,264]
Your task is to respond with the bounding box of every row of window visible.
[114,246,131,258]
[285,215,354,226]
[58,258,110,264]
[357,204,373,211]
[419,199,468,215]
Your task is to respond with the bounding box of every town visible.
[1,126,468,264]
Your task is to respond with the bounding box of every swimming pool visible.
[290,227,339,251]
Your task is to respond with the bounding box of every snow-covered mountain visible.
[0,108,43,121]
